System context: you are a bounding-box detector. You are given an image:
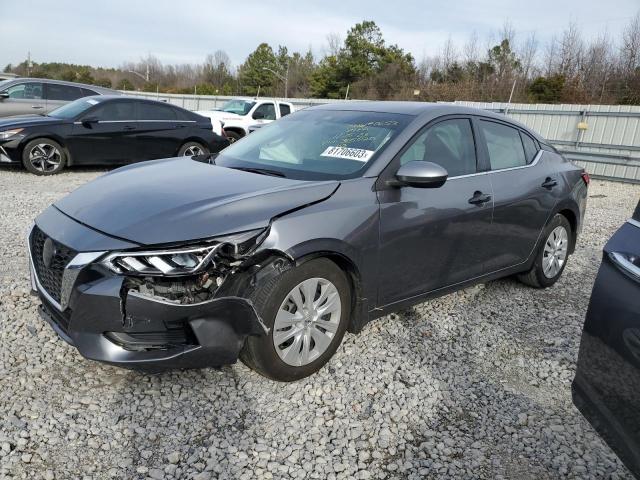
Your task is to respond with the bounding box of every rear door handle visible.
[174,124,187,129]
[31,105,44,109]
[541,177,558,189]
[468,191,492,205]
[123,125,136,131]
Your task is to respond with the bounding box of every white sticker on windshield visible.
[86,99,98,105]
[320,146,374,162]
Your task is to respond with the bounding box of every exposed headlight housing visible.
[0,128,24,140]
[102,229,267,276]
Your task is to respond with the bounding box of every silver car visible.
[0,78,119,117]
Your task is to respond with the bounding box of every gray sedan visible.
[29,102,588,381]
[0,78,118,117]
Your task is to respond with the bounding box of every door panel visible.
[134,101,182,159]
[377,117,493,306]
[485,153,560,271]
[0,82,45,116]
[68,101,137,164]
[476,119,561,271]
[378,175,494,305]
[44,84,84,113]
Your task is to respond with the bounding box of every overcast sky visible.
[1,0,638,70]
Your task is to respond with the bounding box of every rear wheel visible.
[517,214,572,288]
[178,141,209,157]
[22,139,66,175]
[240,258,351,381]
[225,131,242,143]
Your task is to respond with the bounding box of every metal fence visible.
[123,91,640,184]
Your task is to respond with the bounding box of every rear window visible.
[279,104,291,116]
[520,132,539,164]
[479,120,526,170]
[46,84,83,101]
[138,102,177,121]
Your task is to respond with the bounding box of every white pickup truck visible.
[196,98,294,142]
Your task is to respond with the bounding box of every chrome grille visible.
[30,226,76,304]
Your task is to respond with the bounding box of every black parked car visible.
[0,96,228,175]
[29,102,588,381]
[573,200,640,476]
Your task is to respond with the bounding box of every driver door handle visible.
[123,125,136,131]
[541,177,558,189]
[31,105,44,109]
[468,191,492,205]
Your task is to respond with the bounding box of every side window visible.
[81,88,99,97]
[4,82,43,100]
[399,118,477,177]
[520,131,539,164]
[279,104,291,117]
[92,101,135,121]
[138,102,177,121]
[479,120,527,170]
[46,84,83,101]
[253,103,276,120]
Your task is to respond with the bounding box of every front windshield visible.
[48,97,102,119]
[221,99,255,116]
[216,109,413,180]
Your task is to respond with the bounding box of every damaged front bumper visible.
[28,207,275,370]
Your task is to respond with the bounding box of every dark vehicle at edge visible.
[0,96,229,175]
[573,201,640,477]
[28,102,589,381]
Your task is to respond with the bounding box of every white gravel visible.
[1,167,639,479]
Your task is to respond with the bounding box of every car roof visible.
[0,77,119,95]
[309,101,544,142]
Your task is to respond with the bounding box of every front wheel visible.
[517,214,572,288]
[22,139,67,175]
[178,141,209,157]
[240,258,351,381]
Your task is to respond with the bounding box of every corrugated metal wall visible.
[123,91,640,183]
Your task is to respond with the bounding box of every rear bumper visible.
[30,207,267,370]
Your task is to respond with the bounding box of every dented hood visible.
[54,157,339,245]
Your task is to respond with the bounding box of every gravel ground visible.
[1,167,639,480]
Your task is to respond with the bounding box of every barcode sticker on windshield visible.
[320,146,374,162]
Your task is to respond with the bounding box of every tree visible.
[528,75,565,102]
[116,78,135,90]
[93,78,112,88]
[238,43,278,96]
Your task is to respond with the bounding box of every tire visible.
[22,138,67,175]
[177,141,209,157]
[517,213,572,288]
[240,258,351,381]
[225,131,242,143]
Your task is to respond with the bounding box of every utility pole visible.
[27,52,32,76]
[263,66,289,98]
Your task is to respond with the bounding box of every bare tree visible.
[557,23,584,77]
[326,33,342,57]
[621,11,640,74]
[519,32,538,80]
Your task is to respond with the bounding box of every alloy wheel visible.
[29,143,61,173]
[183,145,204,156]
[273,277,342,367]
[542,225,568,278]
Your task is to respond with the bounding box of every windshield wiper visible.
[230,166,287,178]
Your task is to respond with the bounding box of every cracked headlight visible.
[102,229,267,276]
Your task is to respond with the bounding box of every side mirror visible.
[252,111,265,120]
[391,161,448,188]
[81,116,99,127]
